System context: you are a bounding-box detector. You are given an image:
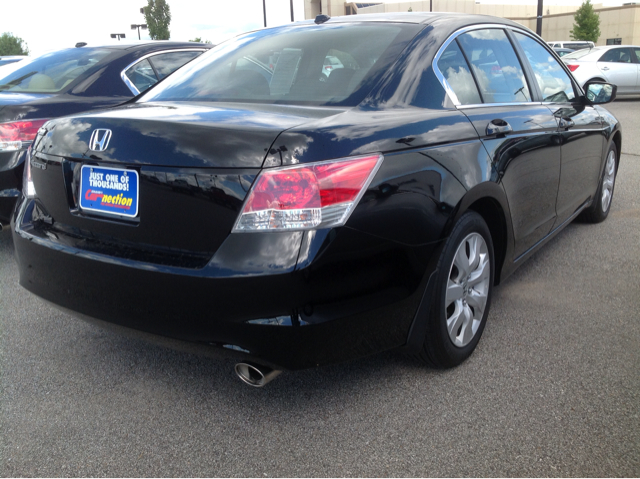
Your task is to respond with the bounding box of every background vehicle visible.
[562,45,640,92]
[547,40,595,50]
[0,41,212,224]
[553,47,575,57]
[12,14,620,385]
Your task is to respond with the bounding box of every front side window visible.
[599,48,632,63]
[0,48,112,93]
[456,29,531,103]
[634,48,640,63]
[436,41,481,105]
[514,32,575,102]
[140,23,422,106]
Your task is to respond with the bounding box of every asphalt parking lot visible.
[1,100,639,477]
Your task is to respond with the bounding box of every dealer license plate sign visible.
[79,165,139,218]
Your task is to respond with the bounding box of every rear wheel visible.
[580,142,617,223]
[417,211,494,368]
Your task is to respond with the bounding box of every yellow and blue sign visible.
[79,165,139,218]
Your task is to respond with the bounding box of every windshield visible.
[140,22,422,106]
[563,48,600,60]
[0,48,113,93]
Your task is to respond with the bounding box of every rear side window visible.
[456,29,531,103]
[599,48,632,63]
[514,32,575,102]
[148,51,201,79]
[124,59,158,93]
[634,48,640,63]
[436,41,481,105]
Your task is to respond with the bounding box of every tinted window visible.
[0,48,112,93]
[140,23,422,106]
[635,48,640,63]
[436,41,481,105]
[148,51,201,79]
[564,43,590,50]
[514,32,575,102]
[599,48,632,63]
[457,29,531,103]
[125,59,158,93]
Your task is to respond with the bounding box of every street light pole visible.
[110,33,126,41]
[263,0,267,27]
[290,0,294,21]
[536,0,543,36]
[131,24,148,40]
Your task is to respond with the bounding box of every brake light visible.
[233,154,383,231]
[567,64,580,72]
[0,119,49,152]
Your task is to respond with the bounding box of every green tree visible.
[0,32,29,56]
[189,37,212,44]
[143,0,171,40]
[570,0,601,43]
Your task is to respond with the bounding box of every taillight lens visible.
[567,64,579,72]
[23,145,36,198]
[233,154,383,232]
[0,119,49,152]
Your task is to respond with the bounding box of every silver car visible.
[562,45,640,94]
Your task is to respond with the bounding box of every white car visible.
[562,45,640,94]
[547,40,594,50]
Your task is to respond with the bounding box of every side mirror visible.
[584,81,617,105]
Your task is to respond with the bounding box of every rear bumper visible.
[12,196,440,370]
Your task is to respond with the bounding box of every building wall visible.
[303,0,640,46]
[510,5,640,45]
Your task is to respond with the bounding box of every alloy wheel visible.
[445,233,491,348]
[601,149,616,213]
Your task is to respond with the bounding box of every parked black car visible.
[0,41,212,223]
[12,13,620,386]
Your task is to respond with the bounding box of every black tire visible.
[579,142,617,224]
[416,211,494,368]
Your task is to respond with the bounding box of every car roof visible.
[73,41,212,51]
[297,12,528,30]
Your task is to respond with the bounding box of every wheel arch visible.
[449,182,514,285]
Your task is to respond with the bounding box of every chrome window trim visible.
[458,101,543,109]
[432,23,541,109]
[120,48,207,95]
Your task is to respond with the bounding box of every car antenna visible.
[75,42,87,48]
[315,14,330,24]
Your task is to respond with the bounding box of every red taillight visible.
[0,119,49,152]
[325,65,332,70]
[234,154,383,231]
[567,64,580,72]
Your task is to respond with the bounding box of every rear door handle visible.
[558,117,575,129]
[486,119,513,136]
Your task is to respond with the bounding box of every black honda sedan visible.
[12,13,620,386]
[0,41,212,224]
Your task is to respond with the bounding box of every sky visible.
[1,0,626,57]
[0,0,306,58]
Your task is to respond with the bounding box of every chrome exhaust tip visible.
[234,362,281,387]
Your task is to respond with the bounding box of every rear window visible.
[0,48,112,93]
[140,23,422,106]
